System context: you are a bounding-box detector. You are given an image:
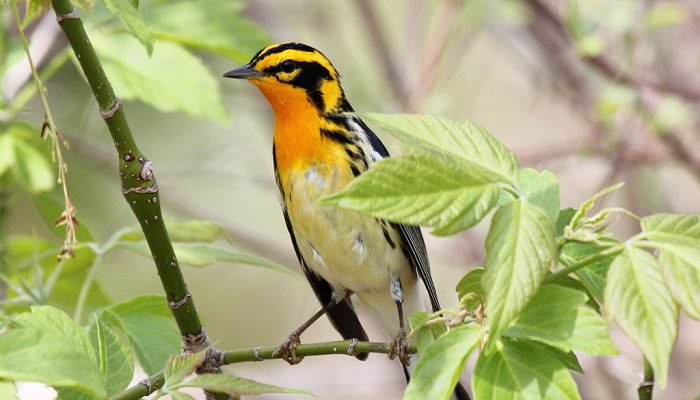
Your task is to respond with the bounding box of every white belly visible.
[284,164,423,336]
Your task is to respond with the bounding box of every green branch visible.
[112,340,403,400]
[637,358,654,400]
[50,0,203,338]
[545,243,625,284]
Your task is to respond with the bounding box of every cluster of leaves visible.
[0,215,298,398]
[323,113,700,400]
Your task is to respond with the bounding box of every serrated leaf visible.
[472,338,581,400]
[532,343,583,374]
[568,182,624,231]
[503,285,616,356]
[642,214,700,266]
[321,154,500,235]
[118,241,295,277]
[409,311,447,354]
[555,208,576,237]
[641,214,700,319]
[88,317,134,396]
[456,268,485,300]
[405,325,482,400]
[516,168,560,221]
[100,0,154,54]
[163,349,208,390]
[358,113,518,184]
[482,200,557,342]
[662,251,700,319]
[605,247,677,388]
[91,33,228,123]
[176,374,316,398]
[12,140,54,193]
[0,306,105,397]
[560,241,616,302]
[142,0,269,64]
[104,295,180,375]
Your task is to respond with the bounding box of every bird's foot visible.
[388,329,411,366]
[272,332,305,365]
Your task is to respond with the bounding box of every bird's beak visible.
[223,65,267,80]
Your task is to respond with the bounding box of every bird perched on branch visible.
[224,42,468,400]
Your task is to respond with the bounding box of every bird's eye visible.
[280,60,297,73]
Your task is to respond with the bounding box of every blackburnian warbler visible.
[224,42,468,400]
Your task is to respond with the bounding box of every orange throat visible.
[252,79,332,173]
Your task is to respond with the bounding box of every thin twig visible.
[112,340,403,400]
[10,0,77,260]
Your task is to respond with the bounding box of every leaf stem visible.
[72,254,102,324]
[637,357,654,400]
[545,243,625,283]
[112,340,406,400]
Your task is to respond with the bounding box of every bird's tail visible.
[402,364,471,400]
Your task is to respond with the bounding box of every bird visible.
[224,42,468,400]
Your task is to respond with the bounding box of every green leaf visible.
[142,0,269,64]
[560,241,616,302]
[12,139,54,193]
[118,241,295,277]
[405,325,482,400]
[321,154,500,235]
[0,134,16,177]
[104,295,180,375]
[568,182,624,231]
[641,214,700,319]
[88,317,134,397]
[358,113,518,184]
[662,251,700,320]
[118,219,231,243]
[163,349,208,391]
[176,374,316,398]
[605,247,678,388]
[472,338,581,400]
[482,200,557,342]
[503,285,616,356]
[91,33,228,124]
[409,311,447,354]
[0,306,105,397]
[555,208,576,237]
[0,380,17,400]
[99,0,154,55]
[456,267,485,300]
[532,343,583,374]
[516,168,560,221]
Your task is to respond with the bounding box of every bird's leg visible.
[388,274,411,366]
[273,292,344,365]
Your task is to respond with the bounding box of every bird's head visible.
[224,42,350,115]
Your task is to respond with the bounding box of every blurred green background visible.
[2,0,700,399]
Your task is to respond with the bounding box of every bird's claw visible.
[388,329,411,366]
[272,333,305,365]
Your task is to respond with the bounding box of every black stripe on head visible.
[252,42,318,65]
